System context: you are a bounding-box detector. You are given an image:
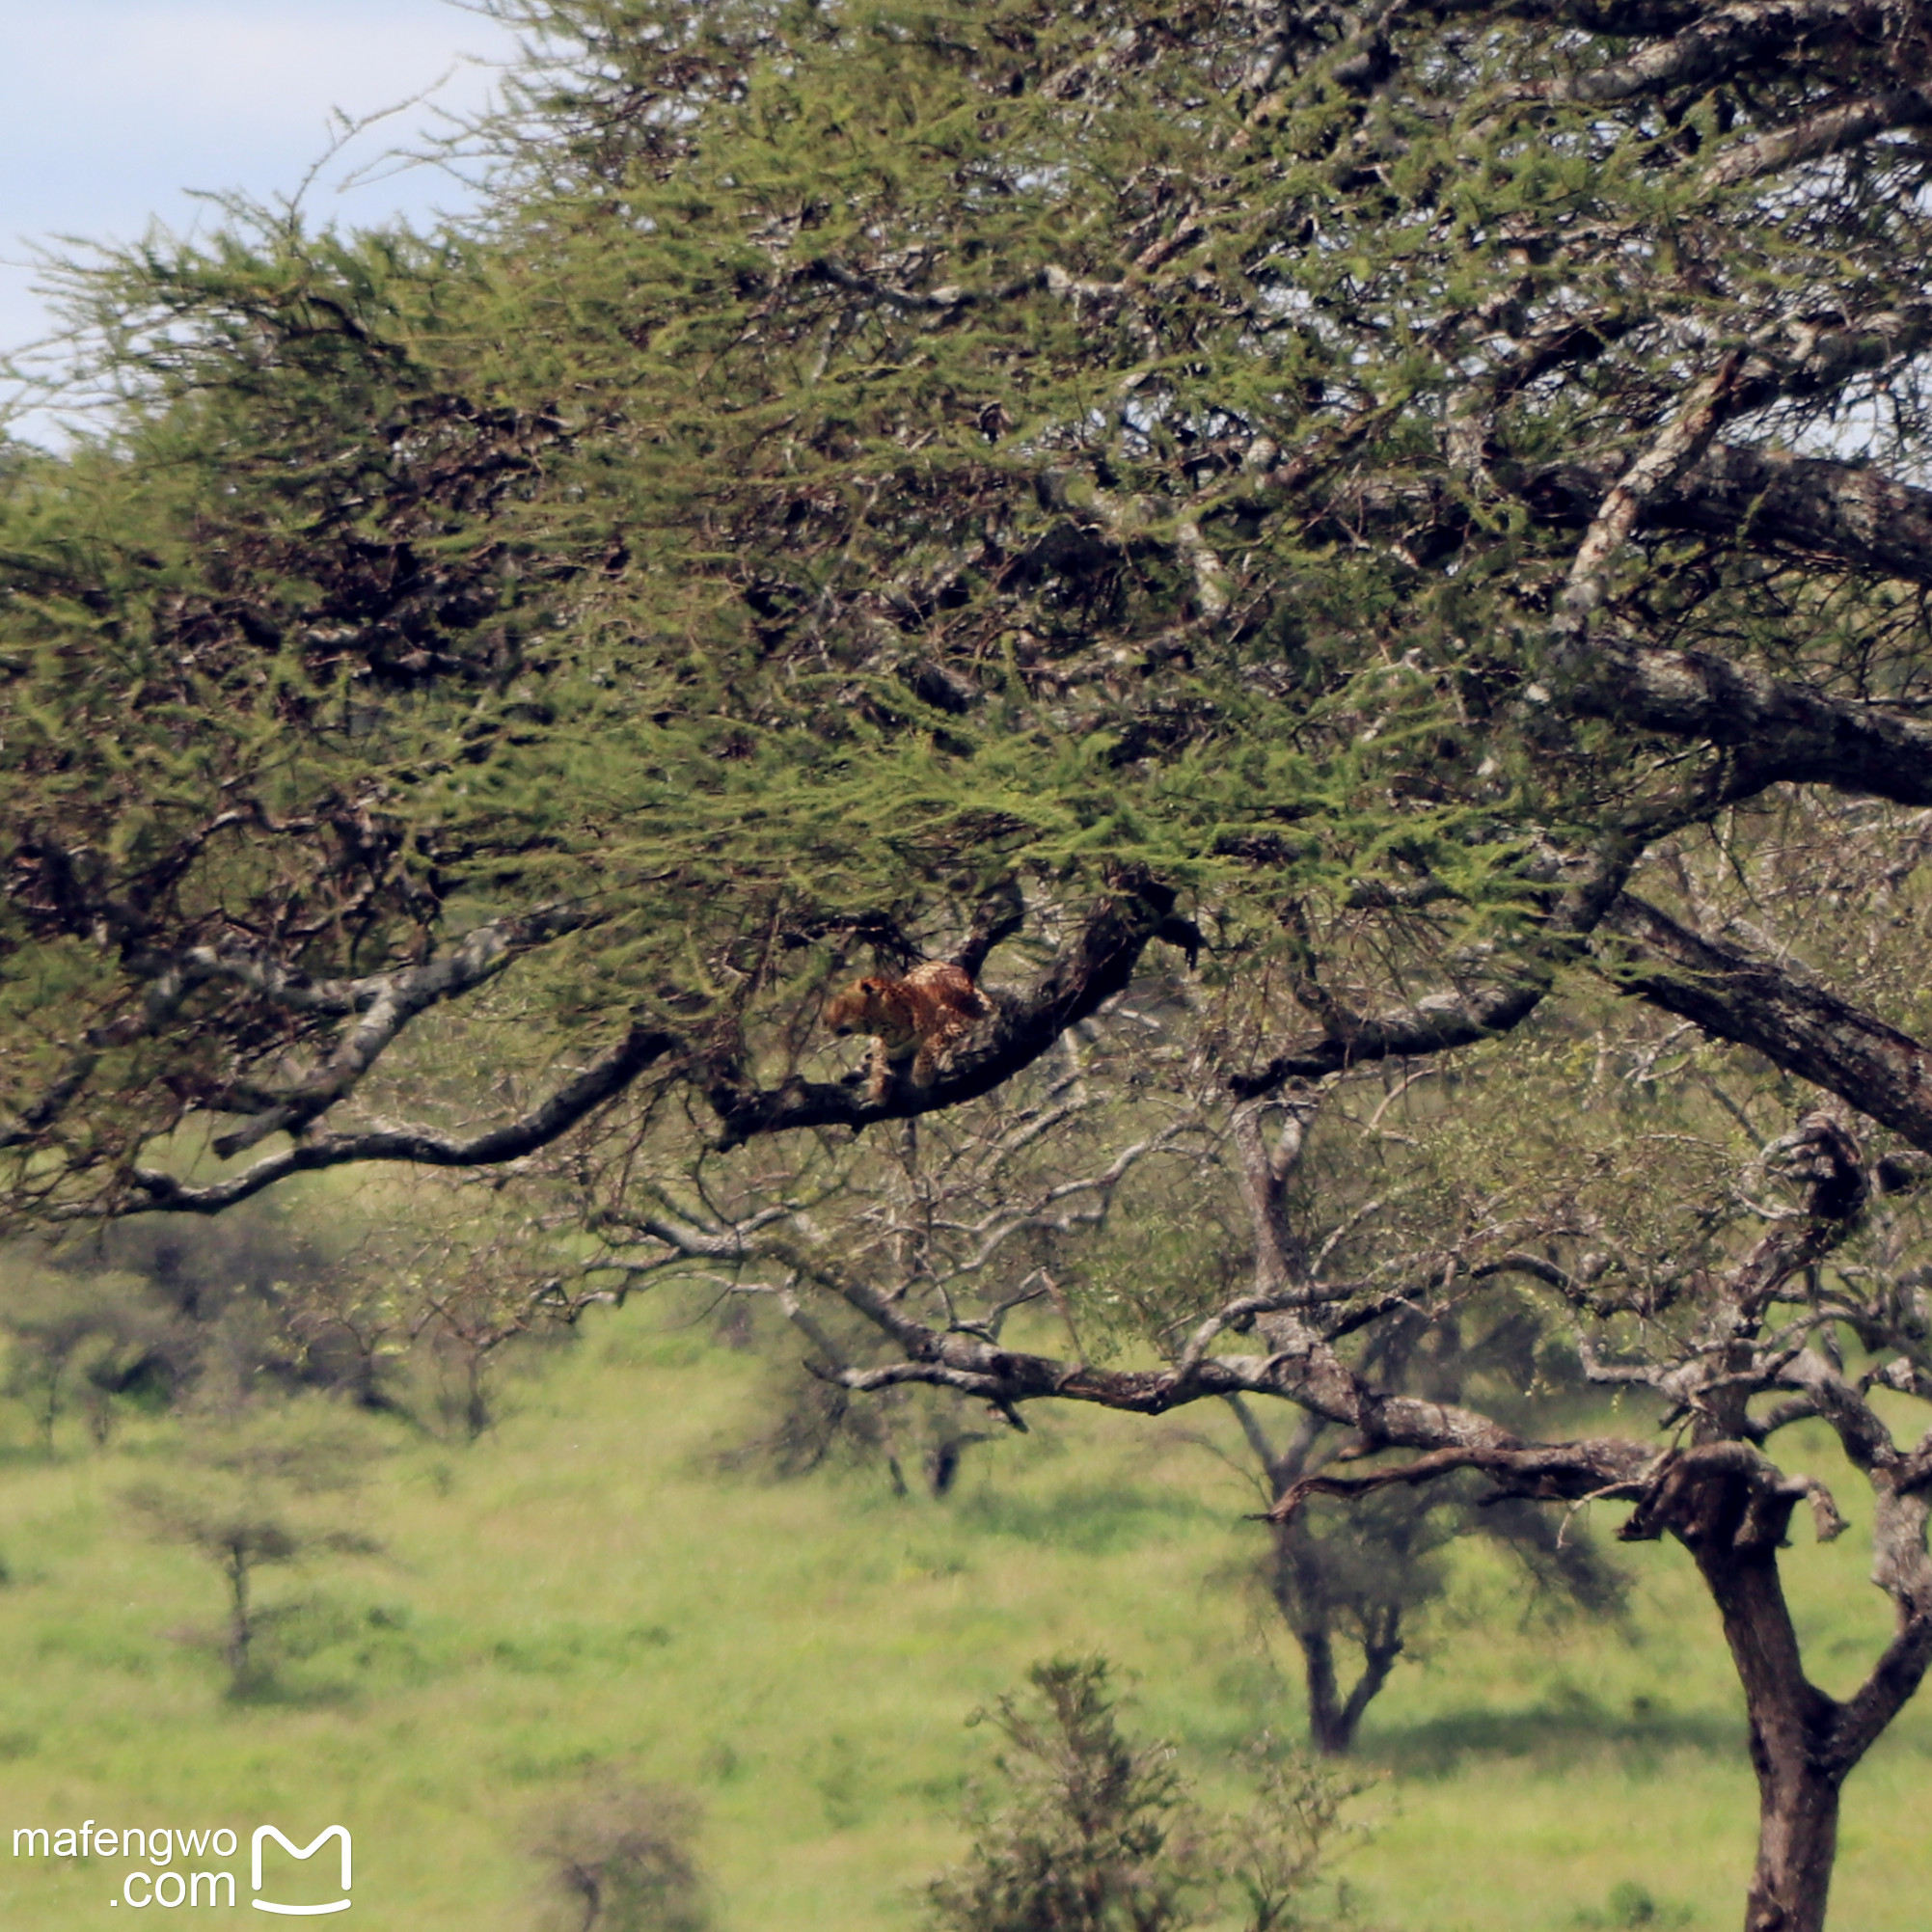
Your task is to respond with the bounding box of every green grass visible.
[0,1310,1926,1930]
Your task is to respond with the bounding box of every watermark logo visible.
[11,1819,352,1913]
[252,1828,351,1917]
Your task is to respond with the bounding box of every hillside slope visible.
[0,1310,1926,1930]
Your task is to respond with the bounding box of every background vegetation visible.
[0,1262,1926,1931]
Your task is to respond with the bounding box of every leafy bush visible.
[929,1658,1376,1932]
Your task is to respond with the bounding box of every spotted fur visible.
[825,960,990,1101]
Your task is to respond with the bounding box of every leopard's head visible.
[825,978,889,1036]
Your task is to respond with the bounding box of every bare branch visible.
[1704,86,1932,186]
[1552,352,1747,667]
[1520,0,1854,107]
[1601,896,1932,1151]
[103,1024,679,1216]
[208,907,603,1157]
[1265,1439,1659,1523]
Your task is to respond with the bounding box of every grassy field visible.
[0,1303,1926,1931]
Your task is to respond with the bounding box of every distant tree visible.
[5,1199,359,1428]
[126,1406,384,1694]
[722,1331,998,1500]
[531,1783,712,1932]
[1232,1389,1625,1757]
[1082,1080,1626,1755]
[0,1265,186,1451]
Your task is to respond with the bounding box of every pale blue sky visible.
[2,0,523,441]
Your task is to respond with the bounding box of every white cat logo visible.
[251,1827,351,1916]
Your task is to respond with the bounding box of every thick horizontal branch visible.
[1522,0,1844,105]
[1230,978,1551,1099]
[1265,1437,1657,1522]
[823,1342,1546,1444]
[1365,442,1932,594]
[1703,86,1932,186]
[208,905,603,1157]
[800,1254,1564,1459]
[1507,450,1932,813]
[1530,443,1932,803]
[103,1023,679,1216]
[1560,643,1932,807]
[1600,895,1932,1151]
[1613,443,1932,587]
[703,877,1195,1145]
[1233,843,1645,1100]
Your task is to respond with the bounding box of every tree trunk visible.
[1743,1748,1839,1932]
[40,1361,63,1455]
[1293,1609,1403,1756]
[1337,1605,1404,1752]
[227,1546,253,1690]
[1690,1537,1843,1932]
[1274,1515,1403,1755]
[1296,1622,1350,1756]
[465,1355,490,1440]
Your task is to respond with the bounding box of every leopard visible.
[824,960,991,1102]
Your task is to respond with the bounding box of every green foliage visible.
[928,1656,1211,1932]
[928,1657,1372,1932]
[13,0,1867,1207]
[1226,1740,1375,1932]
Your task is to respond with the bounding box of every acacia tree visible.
[1223,1328,1625,1757]
[127,1408,384,1693]
[12,2,1932,1924]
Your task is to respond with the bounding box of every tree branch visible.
[1544,442,1932,589]
[1564,639,1932,804]
[704,874,1195,1145]
[1265,1438,1657,1523]
[100,1023,680,1216]
[1703,86,1932,186]
[1600,895,1932,1151]
[1520,0,1855,106]
[207,906,603,1157]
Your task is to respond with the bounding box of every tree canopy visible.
[11,4,1932,1926]
[16,0,1932,1201]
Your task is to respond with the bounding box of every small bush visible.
[1573,1881,1695,1929]
[929,1657,1376,1932]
